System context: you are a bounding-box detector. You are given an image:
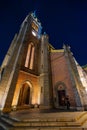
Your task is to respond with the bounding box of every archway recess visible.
[18,83,31,106]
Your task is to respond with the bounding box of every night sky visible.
[0,0,87,66]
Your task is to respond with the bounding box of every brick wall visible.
[50,51,76,107]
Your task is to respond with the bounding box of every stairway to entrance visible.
[0,109,87,130]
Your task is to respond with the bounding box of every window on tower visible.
[32,22,38,31]
[25,42,35,70]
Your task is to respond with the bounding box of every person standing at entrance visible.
[65,96,70,110]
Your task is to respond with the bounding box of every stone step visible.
[0,116,84,128]
[0,111,87,130]
[0,114,83,127]
[0,125,85,130]
[0,126,5,130]
[0,118,13,130]
[0,114,20,130]
[76,113,87,125]
[1,126,85,130]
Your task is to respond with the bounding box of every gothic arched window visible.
[25,42,35,70]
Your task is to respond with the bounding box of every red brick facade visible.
[50,51,76,107]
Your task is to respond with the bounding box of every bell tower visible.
[0,12,43,112]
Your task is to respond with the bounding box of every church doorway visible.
[55,82,67,108]
[57,90,66,106]
[18,83,30,106]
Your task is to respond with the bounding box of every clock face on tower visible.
[32,30,37,37]
[31,22,39,37]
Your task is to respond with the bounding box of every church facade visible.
[0,12,87,112]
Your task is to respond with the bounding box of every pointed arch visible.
[18,81,33,106]
[55,81,67,107]
[25,42,35,70]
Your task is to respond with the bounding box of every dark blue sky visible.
[0,0,87,66]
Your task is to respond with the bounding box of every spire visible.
[31,10,37,19]
[33,10,37,18]
[44,32,46,35]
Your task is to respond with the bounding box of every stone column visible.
[39,34,52,108]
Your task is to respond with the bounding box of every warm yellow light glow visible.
[25,44,31,67]
[25,43,35,70]
[29,46,35,69]
[38,90,40,104]
[32,30,36,36]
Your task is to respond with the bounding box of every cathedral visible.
[0,12,87,113]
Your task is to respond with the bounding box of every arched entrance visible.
[57,89,66,106]
[55,81,66,107]
[18,83,30,106]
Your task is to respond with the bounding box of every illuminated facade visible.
[0,12,87,112]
